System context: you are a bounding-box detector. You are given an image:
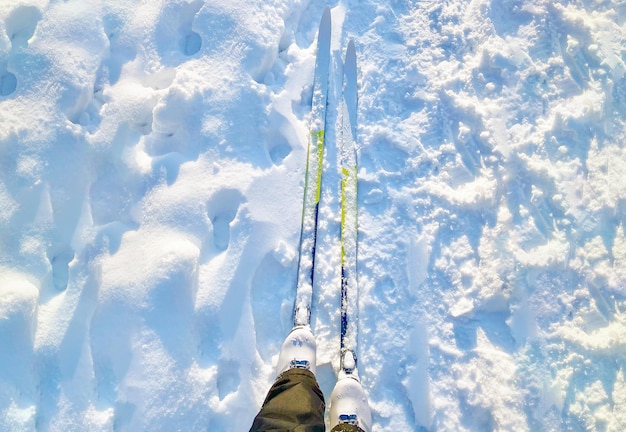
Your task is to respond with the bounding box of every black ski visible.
[339,39,359,375]
[293,6,332,327]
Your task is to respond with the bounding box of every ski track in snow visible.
[1,0,626,431]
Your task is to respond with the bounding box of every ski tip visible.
[347,39,355,54]
[321,5,331,26]
[323,5,331,18]
[317,5,331,51]
[345,39,356,65]
[320,5,331,32]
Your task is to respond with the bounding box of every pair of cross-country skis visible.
[289,5,371,431]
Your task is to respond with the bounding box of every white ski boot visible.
[329,351,372,432]
[276,325,317,375]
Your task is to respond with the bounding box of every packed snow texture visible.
[1,0,626,430]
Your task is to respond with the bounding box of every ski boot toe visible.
[330,353,372,432]
[276,326,317,376]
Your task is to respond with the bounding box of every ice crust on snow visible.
[1,0,626,431]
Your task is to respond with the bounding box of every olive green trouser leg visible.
[330,425,362,432]
[250,368,325,432]
[250,368,365,432]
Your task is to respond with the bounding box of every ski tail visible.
[339,39,359,374]
[294,6,332,327]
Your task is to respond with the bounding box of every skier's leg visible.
[250,368,325,431]
[250,326,324,431]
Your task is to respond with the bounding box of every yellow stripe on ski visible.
[315,129,324,204]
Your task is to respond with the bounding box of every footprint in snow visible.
[1,5,42,97]
[217,359,240,401]
[47,245,74,291]
[0,72,17,96]
[207,189,245,252]
[6,5,41,49]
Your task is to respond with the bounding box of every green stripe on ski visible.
[315,130,324,204]
[299,129,325,224]
[340,164,357,267]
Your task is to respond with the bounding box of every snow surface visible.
[1,0,626,430]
